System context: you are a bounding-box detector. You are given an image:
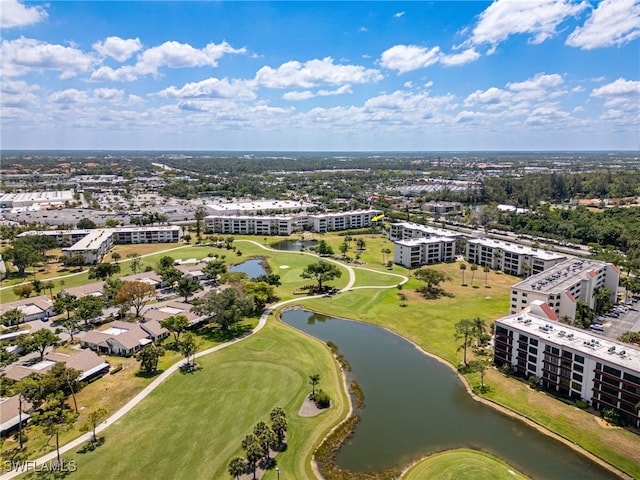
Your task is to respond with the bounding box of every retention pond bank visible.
[282,310,618,480]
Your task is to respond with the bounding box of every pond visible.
[270,239,318,251]
[229,259,267,279]
[281,310,618,480]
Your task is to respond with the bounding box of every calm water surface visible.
[229,259,267,278]
[271,239,318,251]
[282,310,618,480]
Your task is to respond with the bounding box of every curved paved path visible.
[1,240,406,479]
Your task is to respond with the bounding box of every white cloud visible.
[591,78,640,107]
[158,77,256,100]
[394,11,405,18]
[93,37,143,62]
[471,0,588,47]
[1,79,40,108]
[283,85,352,101]
[137,41,245,75]
[379,44,441,73]
[49,89,90,104]
[90,40,246,82]
[464,87,512,107]
[566,0,640,49]
[507,73,564,91]
[440,48,481,66]
[90,65,138,82]
[254,57,382,88]
[93,88,125,101]
[0,0,47,28]
[1,37,95,78]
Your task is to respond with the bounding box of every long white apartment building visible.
[510,259,620,320]
[205,209,383,236]
[207,200,313,216]
[394,237,456,268]
[494,302,640,427]
[465,237,566,277]
[205,215,301,236]
[389,222,460,242]
[309,210,382,233]
[18,226,182,264]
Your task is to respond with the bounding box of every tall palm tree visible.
[309,373,321,398]
[470,263,478,285]
[459,262,467,285]
[483,265,490,287]
[472,316,487,347]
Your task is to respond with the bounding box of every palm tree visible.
[470,263,478,285]
[522,262,532,277]
[309,373,321,399]
[43,280,56,298]
[459,262,467,286]
[493,250,502,271]
[455,319,475,365]
[228,456,246,480]
[483,265,490,287]
[111,252,121,264]
[472,316,487,347]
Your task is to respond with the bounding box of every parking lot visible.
[601,300,640,339]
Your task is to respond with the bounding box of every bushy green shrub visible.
[314,389,331,409]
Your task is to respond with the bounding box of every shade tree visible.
[115,281,156,318]
[192,287,254,331]
[160,314,190,344]
[300,260,342,291]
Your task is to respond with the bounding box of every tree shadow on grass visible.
[197,322,253,343]
[134,369,165,379]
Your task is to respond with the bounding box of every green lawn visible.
[64,320,348,480]
[402,449,530,480]
[5,234,640,479]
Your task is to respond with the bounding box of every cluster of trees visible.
[3,234,58,276]
[0,328,60,367]
[227,407,288,480]
[2,360,110,460]
[130,211,169,226]
[483,171,640,207]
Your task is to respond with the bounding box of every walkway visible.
[0,241,406,479]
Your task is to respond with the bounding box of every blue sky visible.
[1,0,639,151]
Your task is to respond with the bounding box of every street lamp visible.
[276,466,280,480]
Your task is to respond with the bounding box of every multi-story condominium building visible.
[393,237,456,268]
[206,200,313,216]
[465,237,566,276]
[309,210,382,233]
[205,215,300,236]
[205,209,383,236]
[18,226,182,264]
[494,302,640,428]
[510,259,620,319]
[389,222,460,242]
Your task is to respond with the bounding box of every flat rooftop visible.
[207,200,313,212]
[498,311,640,373]
[467,237,565,261]
[391,222,460,238]
[514,258,610,293]
[396,236,455,247]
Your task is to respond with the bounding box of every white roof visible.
[497,311,640,373]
